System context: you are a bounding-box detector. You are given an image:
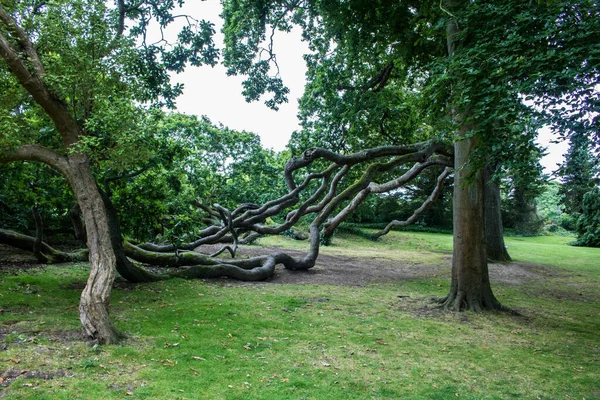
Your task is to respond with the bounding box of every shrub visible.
[572,187,600,247]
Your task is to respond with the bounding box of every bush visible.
[572,187,600,247]
[559,213,578,231]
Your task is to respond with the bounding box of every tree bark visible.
[484,165,511,262]
[439,0,502,311]
[64,155,122,344]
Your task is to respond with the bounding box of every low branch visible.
[0,228,89,263]
[372,167,453,239]
[0,144,70,177]
[0,7,80,147]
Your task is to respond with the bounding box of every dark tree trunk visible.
[439,0,502,311]
[69,204,86,243]
[484,165,511,262]
[100,188,161,283]
[440,137,502,311]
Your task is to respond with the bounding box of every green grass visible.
[505,234,600,272]
[0,233,599,399]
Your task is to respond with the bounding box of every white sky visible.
[166,1,308,151]
[163,1,566,174]
[537,127,568,177]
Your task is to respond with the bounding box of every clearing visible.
[0,231,599,399]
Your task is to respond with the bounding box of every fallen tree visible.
[2,140,453,283]
[0,228,89,263]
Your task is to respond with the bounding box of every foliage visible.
[103,113,288,242]
[0,0,220,172]
[558,130,600,215]
[222,1,598,169]
[573,187,600,247]
[536,182,564,225]
[0,163,74,234]
[502,182,545,236]
[536,181,579,233]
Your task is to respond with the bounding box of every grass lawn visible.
[0,232,598,399]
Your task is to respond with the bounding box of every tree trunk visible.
[484,165,511,262]
[440,137,502,311]
[66,155,122,344]
[100,188,162,283]
[69,204,86,243]
[440,0,502,311]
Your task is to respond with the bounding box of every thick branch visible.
[0,144,70,176]
[0,228,88,263]
[0,8,80,146]
[337,63,394,92]
[118,139,453,284]
[0,6,45,75]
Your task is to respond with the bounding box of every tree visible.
[573,187,600,247]
[558,130,600,215]
[221,0,599,311]
[484,163,511,262]
[0,1,218,343]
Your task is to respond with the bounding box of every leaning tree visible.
[0,0,219,343]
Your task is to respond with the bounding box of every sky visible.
[162,1,567,176]
[537,128,569,177]
[163,1,308,152]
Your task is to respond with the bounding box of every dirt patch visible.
[200,244,449,286]
[0,242,572,288]
[488,262,556,285]
[0,244,49,278]
[200,244,555,287]
[0,369,69,387]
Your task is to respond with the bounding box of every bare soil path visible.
[0,243,558,287]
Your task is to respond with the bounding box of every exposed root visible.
[435,289,504,312]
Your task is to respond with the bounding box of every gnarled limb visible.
[116,140,453,281]
[3,140,454,290]
[372,167,453,239]
[0,228,89,263]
